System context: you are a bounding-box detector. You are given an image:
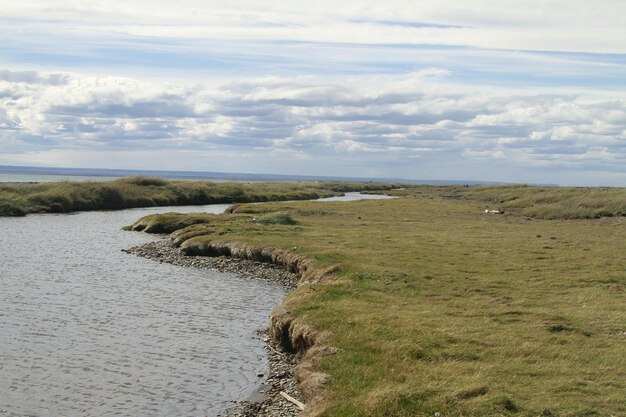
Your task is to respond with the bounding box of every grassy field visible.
[383,184,626,220]
[133,185,626,416]
[0,176,400,216]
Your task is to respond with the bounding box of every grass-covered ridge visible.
[0,176,401,216]
[132,186,626,416]
[465,185,626,219]
[385,184,626,219]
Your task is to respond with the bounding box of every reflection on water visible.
[0,204,286,417]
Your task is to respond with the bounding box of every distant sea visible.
[0,165,507,185]
[0,173,121,183]
[0,166,248,183]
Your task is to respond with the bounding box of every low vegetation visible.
[253,211,298,225]
[132,186,626,416]
[131,212,218,234]
[466,185,626,219]
[0,197,27,216]
[384,184,626,220]
[0,176,401,216]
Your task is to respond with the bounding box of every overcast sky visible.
[1,1,626,185]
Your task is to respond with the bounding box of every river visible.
[0,193,392,416]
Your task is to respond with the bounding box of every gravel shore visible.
[124,240,299,288]
[123,239,304,417]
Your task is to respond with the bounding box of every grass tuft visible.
[453,385,489,400]
[116,176,168,186]
[254,212,297,225]
[497,396,519,412]
[0,197,27,216]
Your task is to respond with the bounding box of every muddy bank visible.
[124,240,306,417]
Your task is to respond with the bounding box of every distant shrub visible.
[254,212,297,225]
[0,178,403,216]
[0,198,26,216]
[27,191,73,213]
[134,213,214,234]
[118,176,168,186]
[95,184,128,209]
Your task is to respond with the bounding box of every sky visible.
[1,1,626,185]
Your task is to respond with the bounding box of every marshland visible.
[4,1,626,416]
[0,176,399,217]
[1,178,625,416]
[132,183,626,416]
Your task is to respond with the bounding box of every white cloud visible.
[1,2,625,185]
[0,108,18,129]
[2,1,625,53]
[178,116,234,138]
[2,69,626,185]
[0,70,69,85]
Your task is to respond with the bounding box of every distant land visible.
[0,165,524,186]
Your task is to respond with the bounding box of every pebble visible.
[220,328,304,417]
[123,240,299,289]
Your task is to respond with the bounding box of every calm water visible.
[314,193,395,202]
[0,173,120,183]
[0,203,287,417]
[0,189,393,416]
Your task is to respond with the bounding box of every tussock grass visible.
[131,212,216,234]
[0,197,26,216]
[387,184,626,219]
[117,176,168,186]
[463,185,626,219]
[133,187,626,416]
[0,177,402,216]
[254,212,297,225]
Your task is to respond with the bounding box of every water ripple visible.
[0,204,287,417]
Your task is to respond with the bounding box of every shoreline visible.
[122,189,626,415]
[124,239,305,417]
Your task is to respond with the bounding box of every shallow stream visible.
[0,192,392,416]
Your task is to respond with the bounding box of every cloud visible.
[0,2,624,185]
[0,70,69,85]
[0,109,21,137]
[2,1,626,54]
[2,6,625,102]
[2,68,626,184]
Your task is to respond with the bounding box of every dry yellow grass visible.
[133,187,626,416]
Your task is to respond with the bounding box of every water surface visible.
[0,193,392,416]
[0,204,287,417]
[0,173,120,183]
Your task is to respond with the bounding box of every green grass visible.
[120,176,169,186]
[133,185,626,416]
[253,211,297,225]
[386,184,626,219]
[131,212,217,234]
[0,197,27,216]
[461,184,626,219]
[0,176,402,216]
